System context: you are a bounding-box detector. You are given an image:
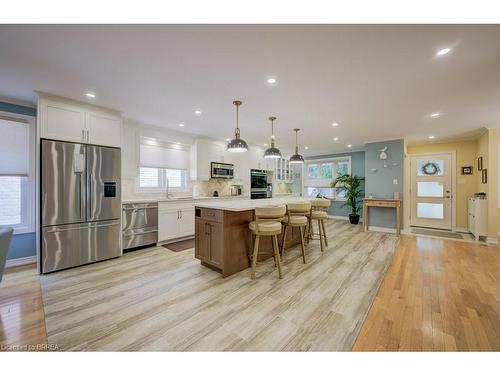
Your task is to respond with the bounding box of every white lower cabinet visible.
[468,198,487,241]
[158,201,195,242]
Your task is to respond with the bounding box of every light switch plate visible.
[393,179,398,185]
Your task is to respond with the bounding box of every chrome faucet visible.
[166,178,174,199]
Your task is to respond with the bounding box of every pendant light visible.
[264,116,282,159]
[289,128,305,164]
[227,100,248,153]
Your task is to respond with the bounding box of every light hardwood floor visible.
[39,220,399,351]
[0,264,48,351]
[353,235,500,351]
[1,224,499,351]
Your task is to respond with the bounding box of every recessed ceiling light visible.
[304,146,309,150]
[179,123,185,127]
[332,122,339,127]
[267,78,276,84]
[347,144,352,148]
[436,48,451,56]
[194,110,202,115]
[333,137,339,141]
[428,135,435,139]
[85,92,95,98]
[431,112,440,118]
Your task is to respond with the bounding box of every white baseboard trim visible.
[486,237,499,245]
[5,256,37,268]
[328,215,364,222]
[367,226,397,234]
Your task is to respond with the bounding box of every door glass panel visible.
[417,203,444,219]
[417,181,444,197]
[417,160,444,176]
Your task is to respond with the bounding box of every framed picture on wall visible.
[461,166,473,175]
[478,156,483,170]
[482,169,487,184]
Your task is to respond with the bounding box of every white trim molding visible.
[487,237,499,245]
[5,255,37,268]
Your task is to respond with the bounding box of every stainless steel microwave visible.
[211,162,234,179]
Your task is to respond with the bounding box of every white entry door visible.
[410,153,453,230]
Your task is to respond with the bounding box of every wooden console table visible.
[363,198,401,235]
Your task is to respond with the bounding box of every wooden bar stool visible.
[249,205,286,279]
[280,202,311,264]
[307,198,331,252]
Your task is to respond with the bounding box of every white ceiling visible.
[1,24,500,155]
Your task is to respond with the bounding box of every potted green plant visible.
[331,173,365,224]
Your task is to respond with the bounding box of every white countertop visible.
[122,195,249,204]
[194,196,310,212]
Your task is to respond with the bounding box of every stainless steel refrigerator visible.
[41,139,122,273]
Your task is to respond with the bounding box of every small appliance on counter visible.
[267,183,273,198]
[250,169,269,199]
[231,184,243,196]
[211,162,234,179]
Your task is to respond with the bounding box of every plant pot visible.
[349,214,360,225]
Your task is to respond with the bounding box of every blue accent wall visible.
[0,100,37,260]
[6,233,36,260]
[364,139,404,229]
[305,151,366,217]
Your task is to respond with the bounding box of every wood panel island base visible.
[194,197,311,277]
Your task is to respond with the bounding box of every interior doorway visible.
[409,152,454,230]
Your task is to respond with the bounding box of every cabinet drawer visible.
[200,208,223,223]
[159,201,194,212]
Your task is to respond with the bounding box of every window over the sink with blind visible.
[137,137,189,192]
[303,156,351,200]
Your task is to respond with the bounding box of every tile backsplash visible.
[122,177,241,200]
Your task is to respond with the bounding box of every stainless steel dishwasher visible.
[122,202,158,250]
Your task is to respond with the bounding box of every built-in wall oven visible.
[211,162,234,179]
[122,202,158,250]
[251,169,269,199]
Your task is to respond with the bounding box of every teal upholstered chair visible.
[0,226,14,283]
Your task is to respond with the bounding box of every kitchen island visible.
[194,196,311,277]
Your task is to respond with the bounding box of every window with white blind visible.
[303,156,351,200]
[137,137,190,192]
[0,114,35,233]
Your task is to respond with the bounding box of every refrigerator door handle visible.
[78,173,83,219]
[88,171,92,219]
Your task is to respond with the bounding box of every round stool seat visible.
[249,221,282,235]
[282,215,308,226]
[311,210,328,220]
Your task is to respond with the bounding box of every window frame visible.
[0,111,36,234]
[302,156,352,201]
[136,167,189,193]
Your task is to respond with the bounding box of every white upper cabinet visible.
[38,94,122,148]
[41,100,86,143]
[190,139,226,181]
[86,111,122,148]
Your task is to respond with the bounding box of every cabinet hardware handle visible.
[82,129,85,142]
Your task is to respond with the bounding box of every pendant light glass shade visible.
[289,128,305,164]
[264,116,282,159]
[227,100,248,153]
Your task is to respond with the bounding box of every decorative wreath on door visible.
[421,161,441,175]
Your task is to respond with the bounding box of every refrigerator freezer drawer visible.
[122,228,158,250]
[42,220,121,273]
